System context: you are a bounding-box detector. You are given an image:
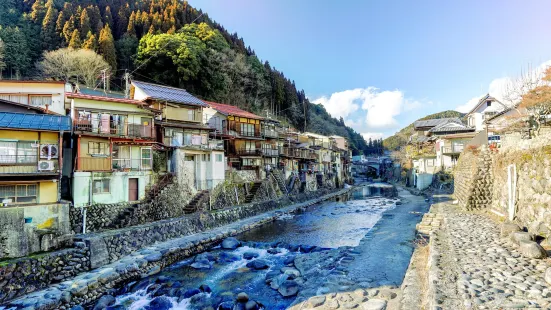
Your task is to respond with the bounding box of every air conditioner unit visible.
[40,144,59,159]
[38,160,55,171]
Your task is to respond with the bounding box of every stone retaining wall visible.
[453,147,493,210]
[0,243,90,304]
[3,187,352,310]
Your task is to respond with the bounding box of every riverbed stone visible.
[221,238,241,250]
[278,280,299,297]
[510,232,534,245]
[518,240,547,259]
[237,292,249,302]
[308,295,326,307]
[93,295,115,310]
[146,296,172,310]
[501,223,522,238]
[246,259,269,270]
[361,299,387,310]
[245,300,259,310]
[243,252,259,260]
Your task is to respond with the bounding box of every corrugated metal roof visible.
[414,117,462,129]
[0,112,71,131]
[78,87,126,99]
[205,101,264,120]
[429,126,475,133]
[67,93,145,105]
[132,80,207,107]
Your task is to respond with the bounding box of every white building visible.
[0,80,69,115]
[466,94,508,132]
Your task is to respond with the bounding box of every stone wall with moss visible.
[453,147,493,211]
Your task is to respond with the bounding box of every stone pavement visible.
[428,200,551,310]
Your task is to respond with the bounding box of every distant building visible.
[465,94,508,132]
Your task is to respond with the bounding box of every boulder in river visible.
[182,288,201,299]
[221,237,241,249]
[278,280,299,297]
[199,284,212,293]
[246,259,269,270]
[220,252,241,262]
[245,300,260,310]
[243,252,260,260]
[145,296,172,310]
[218,301,234,310]
[93,295,115,310]
[236,292,249,302]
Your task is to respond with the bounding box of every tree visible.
[30,0,47,23]
[68,29,82,48]
[116,33,138,70]
[0,27,31,79]
[104,6,113,27]
[98,24,117,70]
[38,48,110,87]
[79,8,91,39]
[62,16,76,45]
[0,39,6,73]
[41,0,59,50]
[519,66,551,135]
[82,31,98,51]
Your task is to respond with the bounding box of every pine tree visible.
[62,16,76,45]
[30,0,47,23]
[68,29,82,49]
[0,27,31,79]
[82,31,98,51]
[98,24,117,70]
[104,6,113,27]
[80,8,91,39]
[127,11,136,36]
[0,39,6,73]
[87,5,102,33]
[115,5,129,38]
[55,10,66,33]
[41,0,59,50]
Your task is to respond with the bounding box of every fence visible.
[74,118,156,140]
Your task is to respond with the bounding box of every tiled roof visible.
[67,93,146,105]
[429,125,475,133]
[132,80,207,107]
[0,112,71,131]
[414,117,462,129]
[205,101,264,120]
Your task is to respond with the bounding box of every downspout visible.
[58,130,63,202]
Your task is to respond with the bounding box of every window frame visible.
[140,147,152,170]
[92,179,110,194]
[88,141,109,156]
[0,183,38,204]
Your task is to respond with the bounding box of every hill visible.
[0,0,369,155]
[383,110,465,151]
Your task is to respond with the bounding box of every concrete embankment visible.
[3,187,352,310]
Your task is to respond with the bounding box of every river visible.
[96,184,420,310]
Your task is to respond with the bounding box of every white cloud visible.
[456,60,551,113]
[361,132,384,141]
[313,87,421,131]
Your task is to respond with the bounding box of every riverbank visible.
[2,187,353,310]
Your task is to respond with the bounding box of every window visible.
[216,154,223,162]
[242,158,259,166]
[188,109,195,121]
[18,142,36,163]
[0,141,38,164]
[240,123,255,136]
[93,179,110,194]
[0,141,17,163]
[245,141,256,151]
[0,184,37,204]
[487,100,492,107]
[141,148,152,170]
[88,142,109,155]
[29,95,52,107]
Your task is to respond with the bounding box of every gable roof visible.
[414,117,462,130]
[132,80,207,107]
[0,112,71,131]
[429,121,475,134]
[205,101,264,120]
[466,94,508,115]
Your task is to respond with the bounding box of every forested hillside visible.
[383,110,465,151]
[0,0,369,155]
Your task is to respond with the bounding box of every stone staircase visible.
[184,190,210,214]
[271,170,288,194]
[244,181,263,203]
[106,174,175,229]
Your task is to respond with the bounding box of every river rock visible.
[265,270,281,283]
[191,256,212,270]
[93,295,116,310]
[545,268,551,285]
[245,300,259,310]
[243,252,260,260]
[501,222,521,238]
[220,252,241,262]
[281,267,301,279]
[278,280,299,297]
[246,259,269,270]
[284,255,296,266]
[182,288,201,299]
[518,240,548,259]
[270,274,291,289]
[218,301,234,310]
[199,284,212,293]
[267,248,282,254]
[222,238,241,250]
[510,231,533,245]
[237,292,249,302]
[308,295,326,307]
[361,298,387,310]
[146,296,172,310]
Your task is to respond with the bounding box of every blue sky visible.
[191,0,551,139]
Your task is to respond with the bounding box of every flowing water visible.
[99,184,401,310]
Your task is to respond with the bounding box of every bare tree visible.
[502,64,548,108]
[37,48,110,87]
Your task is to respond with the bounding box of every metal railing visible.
[112,158,152,171]
[74,119,156,139]
[263,129,279,138]
[0,155,59,174]
[262,148,279,156]
[78,157,111,171]
[237,148,263,156]
[168,139,224,150]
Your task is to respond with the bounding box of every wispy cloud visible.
[361,132,384,141]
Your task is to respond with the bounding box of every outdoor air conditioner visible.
[40,144,59,159]
[38,160,55,171]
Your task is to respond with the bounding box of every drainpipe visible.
[82,206,87,234]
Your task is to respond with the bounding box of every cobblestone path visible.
[431,202,551,309]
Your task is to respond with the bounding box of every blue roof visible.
[132,80,208,107]
[0,112,71,131]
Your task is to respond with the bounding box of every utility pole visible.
[101,69,107,94]
[124,70,131,99]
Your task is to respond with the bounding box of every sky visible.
[191,0,551,140]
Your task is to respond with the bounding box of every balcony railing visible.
[237,149,263,156]
[442,144,464,154]
[74,119,156,140]
[262,148,280,157]
[237,128,262,138]
[263,129,279,138]
[78,157,111,171]
[0,155,59,174]
[112,158,152,171]
[168,138,224,150]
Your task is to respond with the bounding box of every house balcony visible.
[237,128,263,139]
[0,155,59,175]
[77,157,111,171]
[112,158,152,171]
[263,129,279,139]
[442,144,464,155]
[74,120,156,140]
[171,139,224,151]
[262,148,280,157]
[236,148,263,156]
